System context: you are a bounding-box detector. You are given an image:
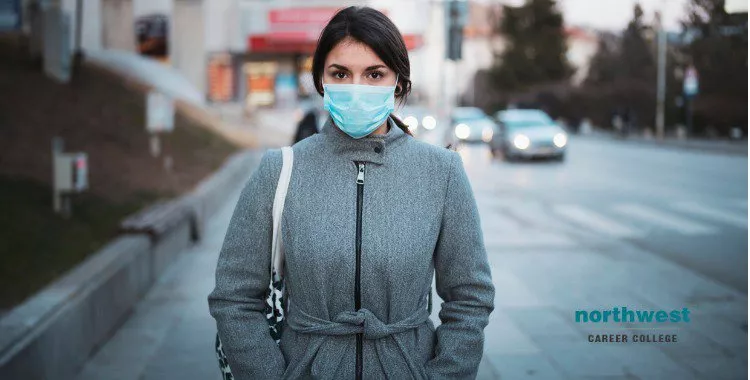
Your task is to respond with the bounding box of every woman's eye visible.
[369,72,384,79]
[334,72,347,79]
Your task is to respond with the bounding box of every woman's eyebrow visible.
[327,64,387,71]
[327,64,350,71]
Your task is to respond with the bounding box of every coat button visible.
[374,146,382,153]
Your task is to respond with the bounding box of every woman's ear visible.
[395,84,403,96]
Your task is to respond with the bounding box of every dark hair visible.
[312,6,413,136]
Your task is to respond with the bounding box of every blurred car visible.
[447,107,498,147]
[493,109,568,161]
[395,105,438,137]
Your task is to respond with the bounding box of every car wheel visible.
[553,153,565,162]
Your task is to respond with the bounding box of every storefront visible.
[207,53,234,103]
[220,6,423,110]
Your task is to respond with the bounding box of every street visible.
[77,125,747,379]
[453,133,748,294]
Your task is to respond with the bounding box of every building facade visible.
[223,0,435,111]
[21,0,597,112]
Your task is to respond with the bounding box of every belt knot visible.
[334,308,394,339]
[287,301,430,340]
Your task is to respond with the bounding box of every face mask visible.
[323,76,398,139]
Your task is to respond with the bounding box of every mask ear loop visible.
[393,73,403,118]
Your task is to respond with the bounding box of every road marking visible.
[480,210,522,232]
[553,204,642,238]
[612,203,717,235]
[671,202,747,229]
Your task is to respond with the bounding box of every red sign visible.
[269,8,341,25]
[248,34,319,53]
[249,7,418,53]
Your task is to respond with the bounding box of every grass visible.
[0,36,239,311]
[0,176,165,310]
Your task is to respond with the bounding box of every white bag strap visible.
[271,146,293,279]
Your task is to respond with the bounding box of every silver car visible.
[492,109,568,161]
[447,107,498,147]
[395,106,438,137]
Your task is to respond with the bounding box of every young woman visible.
[209,6,495,380]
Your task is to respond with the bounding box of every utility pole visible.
[655,9,667,141]
[446,0,466,110]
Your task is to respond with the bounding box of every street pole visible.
[454,59,461,108]
[73,0,84,75]
[52,137,63,214]
[438,1,447,116]
[655,10,667,141]
[685,95,693,139]
[683,64,699,138]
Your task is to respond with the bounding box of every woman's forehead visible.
[325,38,387,70]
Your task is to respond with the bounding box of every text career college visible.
[588,333,678,343]
[575,307,690,344]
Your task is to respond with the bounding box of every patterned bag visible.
[215,146,294,380]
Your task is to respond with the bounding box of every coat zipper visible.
[355,161,365,380]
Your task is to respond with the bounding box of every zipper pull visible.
[356,163,365,185]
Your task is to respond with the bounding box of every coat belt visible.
[283,296,432,379]
[286,299,430,340]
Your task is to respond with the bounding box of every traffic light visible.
[446,0,467,61]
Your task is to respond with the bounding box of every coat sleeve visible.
[208,149,286,380]
[424,152,495,380]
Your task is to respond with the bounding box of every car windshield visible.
[399,108,426,118]
[499,110,555,128]
[453,108,487,122]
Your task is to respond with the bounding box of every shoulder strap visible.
[271,147,293,279]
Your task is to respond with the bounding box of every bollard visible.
[676,126,687,140]
[730,127,743,140]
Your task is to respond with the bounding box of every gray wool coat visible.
[208,117,495,380]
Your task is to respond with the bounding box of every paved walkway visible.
[85,50,204,106]
[208,104,300,149]
[77,180,242,380]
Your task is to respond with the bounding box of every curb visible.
[577,132,748,156]
[0,149,263,379]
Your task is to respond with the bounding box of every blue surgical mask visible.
[323,76,398,139]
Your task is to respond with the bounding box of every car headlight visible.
[513,134,530,150]
[404,116,418,130]
[553,133,567,148]
[482,126,494,142]
[455,124,470,139]
[422,115,436,130]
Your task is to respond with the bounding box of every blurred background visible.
[0,0,747,379]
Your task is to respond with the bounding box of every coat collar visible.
[320,116,408,165]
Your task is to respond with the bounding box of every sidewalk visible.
[76,182,243,380]
[208,103,300,149]
[579,129,748,156]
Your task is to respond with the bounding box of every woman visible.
[209,6,495,380]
